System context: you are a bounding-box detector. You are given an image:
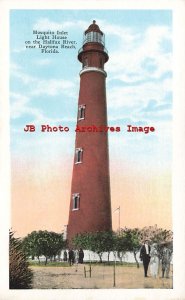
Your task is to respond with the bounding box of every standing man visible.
[140,240,151,277]
[63,250,68,262]
[68,249,75,266]
[78,248,84,264]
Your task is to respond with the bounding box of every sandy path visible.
[31,264,172,289]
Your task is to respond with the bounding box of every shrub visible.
[9,230,33,289]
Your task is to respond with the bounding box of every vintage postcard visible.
[0,0,185,299]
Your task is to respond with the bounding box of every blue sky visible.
[10,9,173,234]
[10,9,172,167]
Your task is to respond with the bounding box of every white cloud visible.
[10,93,29,118]
[33,18,87,31]
[11,63,77,97]
[107,77,172,108]
[104,23,172,124]
[106,24,172,83]
[10,63,23,72]
[12,47,26,53]
[10,92,44,120]
[35,58,52,66]
[31,78,75,96]
[28,115,77,125]
[10,90,76,123]
[11,65,35,85]
[99,20,139,45]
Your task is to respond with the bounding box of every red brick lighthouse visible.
[67,20,112,242]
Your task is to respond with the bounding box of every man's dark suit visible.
[140,244,151,277]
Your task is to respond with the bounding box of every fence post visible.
[84,266,86,278]
[113,258,116,287]
[89,262,92,278]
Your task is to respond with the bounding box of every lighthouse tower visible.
[67,20,112,242]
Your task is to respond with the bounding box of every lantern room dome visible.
[85,20,103,35]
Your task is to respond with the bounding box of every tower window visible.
[75,148,83,164]
[78,105,86,120]
[72,193,80,210]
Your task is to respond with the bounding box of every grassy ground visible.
[28,260,137,267]
[30,262,173,289]
[29,260,70,267]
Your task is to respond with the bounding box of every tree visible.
[72,226,173,266]
[139,225,173,260]
[22,230,65,265]
[22,231,42,262]
[119,228,141,267]
[119,226,173,267]
[73,231,116,263]
[72,231,92,250]
[48,231,66,261]
[139,225,172,244]
[90,231,115,263]
[102,231,116,263]
[9,230,33,289]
